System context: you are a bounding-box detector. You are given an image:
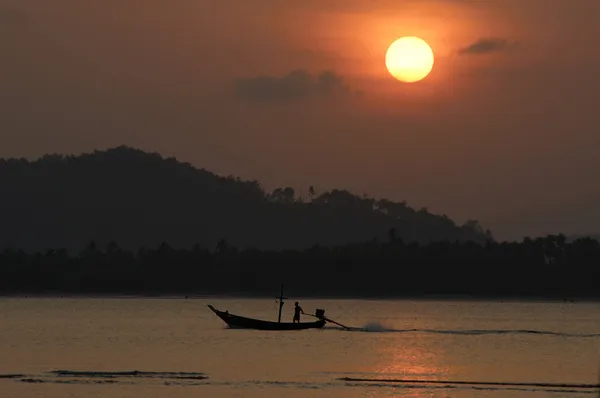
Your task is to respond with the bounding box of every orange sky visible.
[1,0,600,241]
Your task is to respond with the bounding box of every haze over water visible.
[2,298,600,397]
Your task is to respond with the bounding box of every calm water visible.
[2,297,600,398]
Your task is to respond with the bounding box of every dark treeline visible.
[0,146,488,252]
[2,233,600,299]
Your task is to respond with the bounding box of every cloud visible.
[458,38,517,55]
[234,70,360,102]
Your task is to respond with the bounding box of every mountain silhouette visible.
[0,146,489,252]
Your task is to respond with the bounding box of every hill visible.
[0,146,489,251]
[567,234,600,242]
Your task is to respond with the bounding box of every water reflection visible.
[357,332,452,397]
[374,333,449,379]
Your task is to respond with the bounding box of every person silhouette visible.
[293,301,304,323]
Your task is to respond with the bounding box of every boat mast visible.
[276,284,287,323]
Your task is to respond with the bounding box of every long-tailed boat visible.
[207,305,326,330]
[207,285,327,331]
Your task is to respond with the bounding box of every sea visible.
[1,297,600,398]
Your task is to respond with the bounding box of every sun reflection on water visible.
[359,332,452,398]
[380,332,449,376]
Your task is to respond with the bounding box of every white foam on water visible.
[360,321,395,332]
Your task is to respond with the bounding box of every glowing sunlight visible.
[385,37,435,83]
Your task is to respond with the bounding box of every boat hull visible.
[207,305,326,331]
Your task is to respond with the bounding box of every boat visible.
[207,305,326,330]
[207,285,327,331]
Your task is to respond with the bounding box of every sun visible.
[385,37,435,83]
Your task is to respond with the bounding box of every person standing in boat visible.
[293,302,304,323]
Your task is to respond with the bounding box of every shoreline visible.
[0,292,591,303]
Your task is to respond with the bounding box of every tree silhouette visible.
[0,234,600,298]
[308,185,316,201]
